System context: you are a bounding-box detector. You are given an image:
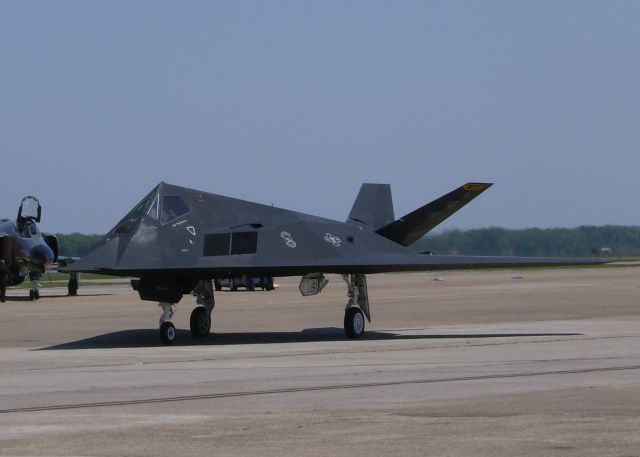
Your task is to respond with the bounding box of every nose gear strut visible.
[29,270,42,300]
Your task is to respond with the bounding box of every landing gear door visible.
[17,196,42,223]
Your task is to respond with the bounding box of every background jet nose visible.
[31,244,54,264]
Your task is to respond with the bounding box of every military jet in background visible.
[64,181,604,344]
[0,196,79,299]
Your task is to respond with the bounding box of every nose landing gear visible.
[158,302,176,344]
[159,321,176,345]
[157,280,216,344]
[29,271,41,300]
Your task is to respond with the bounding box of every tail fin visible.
[348,183,395,231]
[376,182,493,246]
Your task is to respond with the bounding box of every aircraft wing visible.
[335,253,606,273]
[63,249,605,277]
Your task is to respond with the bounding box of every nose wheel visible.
[160,321,176,345]
[158,302,176,345]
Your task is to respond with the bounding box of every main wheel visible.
[190,306,211,338]
[344,307,365,339]
[160,321,176,345]
[34,290,40,300]
[29,290,35,301]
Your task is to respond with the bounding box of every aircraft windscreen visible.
[110,189,158,236]
[28,223,38,236]
[146,195,159,220]
[161,195,190,224]
[18,221,38,238]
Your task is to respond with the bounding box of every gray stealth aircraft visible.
[65,182,603,344]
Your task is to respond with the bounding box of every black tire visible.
[214,280,222,291]
[190,306,211,338]
[34,290,40,300]
[160,321,176,345]
[29,290,35,301]
[344,307,365,339]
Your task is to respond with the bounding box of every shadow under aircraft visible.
[63,182,605,344]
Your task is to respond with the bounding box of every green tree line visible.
[56,226,640,258]
[55,233,103,257]
[413,226,640,257]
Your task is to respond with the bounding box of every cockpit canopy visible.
[110,184,191,237]
[17,220,40,239]
[18,196,41,223]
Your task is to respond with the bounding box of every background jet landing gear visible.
[342,274,371,339]
[67,272,79,296]
[158,302,176,344]
[190,280,215,338]
[29,271,42,300]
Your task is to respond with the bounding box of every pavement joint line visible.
[5,333,638,373]
[5,355,640,375]
[2,364,639,415]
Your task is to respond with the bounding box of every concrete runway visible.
[0,267,639,456]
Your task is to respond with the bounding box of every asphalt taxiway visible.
[0,267,639,456]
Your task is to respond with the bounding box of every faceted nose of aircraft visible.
[31,244,54,265]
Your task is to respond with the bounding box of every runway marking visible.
[2,364,639,415]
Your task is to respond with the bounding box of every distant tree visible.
[55,233,103,257]
[413,226,640,257]
[54,226,640,258]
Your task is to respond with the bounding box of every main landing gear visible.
[342,274,371,339]
[299,273,372,339]
[190,279,214,338]
[157,279,215,345]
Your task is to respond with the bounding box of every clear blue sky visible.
[1,1,639,234]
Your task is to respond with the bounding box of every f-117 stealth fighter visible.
[65,182,604,344]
